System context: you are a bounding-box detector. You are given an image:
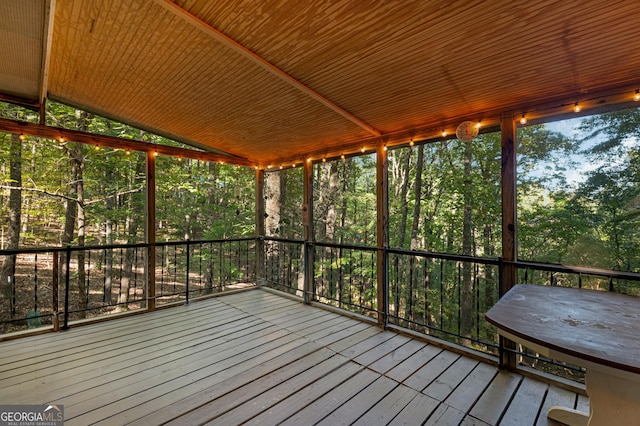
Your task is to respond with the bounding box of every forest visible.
[1,100,639,366]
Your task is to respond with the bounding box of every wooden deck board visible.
[499,376,550,425]
[535,385,579,426]
[388,392,441,425]
[0,288,587,425]
[469,370,522,424]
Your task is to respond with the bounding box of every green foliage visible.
[1,101,255,247]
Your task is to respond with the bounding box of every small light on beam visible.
[574,102,581,113]
[634,89,640,102]
[519,114,527,125]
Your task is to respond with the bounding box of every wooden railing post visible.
[146,151,156,311]
[377,141,389,327]
[500,112,518,369]
[303,159,314,304]
[255,168,266,286]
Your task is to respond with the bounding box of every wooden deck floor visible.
[0,288,588,425]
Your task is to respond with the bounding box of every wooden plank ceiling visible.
[1,0,640,167]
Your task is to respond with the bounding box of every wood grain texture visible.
[5,0,640,165]
[0,288,586,425]
[486,284,640,374]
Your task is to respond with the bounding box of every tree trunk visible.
[410,145,424,250]
[76,148,87,318]
[461,142,474,346]
[204,162,218,293]
[104,212,114,304]
[60,141,82,318]
[323,162,338,299]
[118,153,145,310]
[407,145,425,324]
[1,133,22,315]
[397,149,412,247]
[265,171,281,284]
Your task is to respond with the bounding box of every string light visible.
[58,136,64,142]
[94,145,100,151]
[573,102,581,113]
[322,157,326,163]
[18,134,26,140]
[383,145,388,151]
[409,139,414,147]
[340,154,345,160]
[307,157,312,163]
[634,89,640,102]
[441,130,447,138]
[292,163,296,168]
[361,146,366,153]
[125,150,131,156]
[519,114,527,125]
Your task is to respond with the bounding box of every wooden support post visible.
[376,142,389,327]
[500,112,517,369]
[303,160,314,304]
[146,151,156,311]
[255,168,266,287]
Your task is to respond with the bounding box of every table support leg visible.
[585,369,640,426]
[547,406,588,426]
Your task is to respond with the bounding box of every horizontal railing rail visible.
[387,247,500,352]
[4,234,640,385]
[313,241,378,317]
[0,238,256,335]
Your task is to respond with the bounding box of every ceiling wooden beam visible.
[0,117,257,167]
[39,0,55,105]
[154,0,381,137]
[0,93,41,111]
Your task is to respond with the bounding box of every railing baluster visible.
[34,253,38,313]
[185,240,190,303]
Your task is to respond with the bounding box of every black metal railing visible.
[259,237,640,383]
[263,237,305,297]
[0,238,256,334]
[4,234,640,385]
[155,238,256,305]
[387,248,500,352]
[313,242,378,318]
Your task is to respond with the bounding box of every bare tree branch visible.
[0,185,143,206]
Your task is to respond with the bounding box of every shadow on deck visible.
[0,288,587,425]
